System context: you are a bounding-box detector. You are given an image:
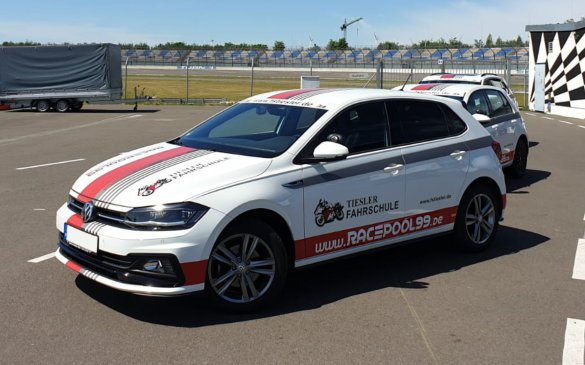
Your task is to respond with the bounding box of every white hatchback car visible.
[398,83,528,177]
[56,88,506,311]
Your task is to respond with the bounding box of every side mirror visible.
[313,141,349,161]
[473,113,491,124]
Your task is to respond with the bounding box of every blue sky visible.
[0,0,582,48]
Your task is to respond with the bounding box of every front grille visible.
[58,233,183,287]
[68,197,129,229]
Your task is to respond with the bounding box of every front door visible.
[388,99,470,233]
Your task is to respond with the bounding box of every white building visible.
[526,20,585,119]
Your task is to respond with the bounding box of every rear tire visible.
[454,184,500,252]
[55,99,69,113]
[205,219,288,312]
[36,100,50,112]
[505,138,528,178]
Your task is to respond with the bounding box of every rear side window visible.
[440,104,467,135]
[388,100,466,145]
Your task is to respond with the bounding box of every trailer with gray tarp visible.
[0,43,131,112]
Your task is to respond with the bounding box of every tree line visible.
[2,34,528,51]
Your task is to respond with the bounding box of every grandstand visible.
[122,47,530,70]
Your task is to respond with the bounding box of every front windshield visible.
[174,103,327,158]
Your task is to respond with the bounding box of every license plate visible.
[64,224,98,254]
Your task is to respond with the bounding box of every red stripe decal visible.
[78,146,194,202]
[300,207,458,259]
[412,84,440,91]
[440,74,455,79]
[67,214,84,230]
[269,89,320,99]
[294,240,306,260]
[181,260,208,285]
[66,260,82,273]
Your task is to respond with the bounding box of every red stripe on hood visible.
[269,89,320,99]
[77,146,194,203]
[440,74,455,79]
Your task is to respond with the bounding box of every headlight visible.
[125,202,208,230]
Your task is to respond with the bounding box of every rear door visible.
[388,99,469,233]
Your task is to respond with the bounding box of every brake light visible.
[491,140,503,161]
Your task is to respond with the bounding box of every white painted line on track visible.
[526,113,537,117]
[579,126,585,130]
[542,117,555,120]
[0,114,142,147]
[33,208,46,211]
[574,239,585,281]
[563,318,585,365]
[16,158,86,171]
[28,252,56,263]
[559,121,574,125]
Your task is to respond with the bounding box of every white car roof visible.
[396,83,504,99]
[241,88,464,111]
[421,73,502,83]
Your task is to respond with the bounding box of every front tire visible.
[206,219,288,312]
[454,184,500,252]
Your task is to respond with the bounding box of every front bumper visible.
[55,202,224,296]
[56,246,204,296]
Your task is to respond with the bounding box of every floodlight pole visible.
[250,58,255,96]
[124,56,129,99]
[186,57,190,104]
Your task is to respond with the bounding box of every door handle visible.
[384,163,403,175]
[450,150,466,160]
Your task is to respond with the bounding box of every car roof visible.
[421,73,503,82]
[398,83,506,99]
[241,88,464,111]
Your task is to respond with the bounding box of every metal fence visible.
[122,47,529,72]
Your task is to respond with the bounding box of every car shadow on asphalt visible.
[75,225,549,327]
[506,169,551,193]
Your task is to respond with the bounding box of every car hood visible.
[70,143,271,208]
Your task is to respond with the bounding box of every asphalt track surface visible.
[1,105,584,364]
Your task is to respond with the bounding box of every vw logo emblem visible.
[82,202,97,223]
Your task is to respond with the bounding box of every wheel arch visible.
[462,176,505,213]
[220,209,296,270]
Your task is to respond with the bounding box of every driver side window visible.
[313,102,390,154]
[467,91,490,116]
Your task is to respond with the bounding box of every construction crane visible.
[340,17,363,40]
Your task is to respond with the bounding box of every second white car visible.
[397,83,528,177]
